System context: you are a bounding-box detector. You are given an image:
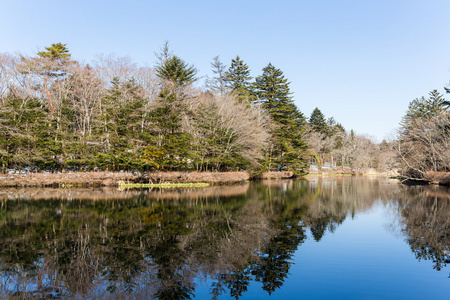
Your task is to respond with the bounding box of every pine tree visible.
[225,56,253,102]
[254,63,307,173]
[99,78,147,171]
[400,90,449,133]
[309,107,328,134]
[37,43,71,61]
[225,56,252,90]
[20,43,74,116]
[146,45,197,170]
[156,55,197,88]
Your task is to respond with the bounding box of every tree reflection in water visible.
[394,185,450,271]
[0,179,449,299]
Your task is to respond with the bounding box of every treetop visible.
[37,43,71,61]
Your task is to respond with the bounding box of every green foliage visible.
[225,56,252,90]
[1,44,320,174]
[99,78,148,170]
[37,43,71,61]
[0,94,65,170]
[254,63,308,173]
[156,55,197,87]
[147,89,193,171]
[190,98,251,171]
[400,89,449,132]
[225,56,253,102]
[309,107,328,134]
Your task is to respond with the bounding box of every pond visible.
[0,177,449,299]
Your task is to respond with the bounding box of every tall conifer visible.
[254,63,307,173]
[400,89,449,133]
[309,107,328,134]
[225,56,253,102]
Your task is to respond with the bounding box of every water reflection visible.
[0,178,449,299]
[394,185,450,271]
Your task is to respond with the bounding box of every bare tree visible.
[189,93,270,170]
[396,111,450,177]
[303,126,335,171]
[205,56,229,96]
[93,54,138,86]
[60,64,104,137]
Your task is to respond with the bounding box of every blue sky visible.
[2,0,450,141]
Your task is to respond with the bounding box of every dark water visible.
[1,177,449,299]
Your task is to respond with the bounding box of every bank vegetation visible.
[0,43,449,184]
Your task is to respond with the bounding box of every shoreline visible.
[1,170,447,187]
[0,171,250,188]
[0,169,392,188]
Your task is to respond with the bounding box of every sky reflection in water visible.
[0,177,449,299]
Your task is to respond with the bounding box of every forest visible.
[0,43,449,180]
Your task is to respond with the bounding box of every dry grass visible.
[146,171,249,183]
[258,171,294,179]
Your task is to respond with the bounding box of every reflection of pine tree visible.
[408,239,450,271]
[210,278,226,300]
[101,231,146,294]
[150,236,194,300]
[222,269,251,300]
[310,216,329,242]
[252,219,306,295]
[154,282,194,300]
[309,214,346,242]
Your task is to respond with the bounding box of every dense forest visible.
[0,43,448,179]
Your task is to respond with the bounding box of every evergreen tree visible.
[144,46,197,170]
[400,90,449,133]
[225,56,253,102]
[309,107,328,134]
[99,78,147,171]
[37,43,71,61]
[20,43,74,116]
[156,55,197,87]
[0,94,55,171]
[155,43,197,89]
[254,63,307,173]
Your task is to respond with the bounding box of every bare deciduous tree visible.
[303,126,335,170]
[189,93,270,170]
[396,111,450,177]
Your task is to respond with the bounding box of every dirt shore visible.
[307,167,394,176]
[0,168,405,188]
[422,171,450,185]
[0,171,251,187]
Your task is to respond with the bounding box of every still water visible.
[0,177,449,299]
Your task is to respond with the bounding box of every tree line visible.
[0,43,308,173]
[1,42,448,177]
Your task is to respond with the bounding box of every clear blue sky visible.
[2,0,450,141]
